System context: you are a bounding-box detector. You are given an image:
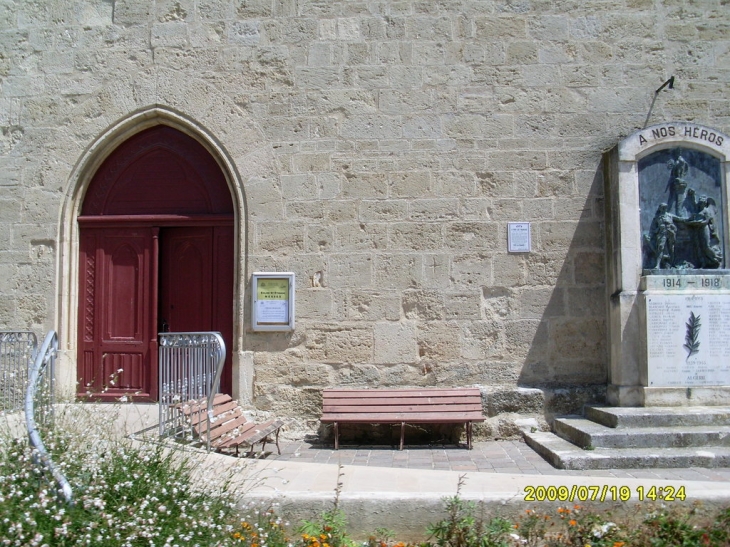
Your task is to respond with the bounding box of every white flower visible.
[592,522,616,538]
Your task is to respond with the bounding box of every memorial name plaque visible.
[646,291,730,387]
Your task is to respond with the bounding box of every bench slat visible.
[215,419,285,449]
[182,393,234,414]
[321,412,485,423]
[323,403,482,413]
[185,401,240,426]
[324,389,480,397]
[322,395,482,405]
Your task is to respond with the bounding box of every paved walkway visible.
[265,438,730,482]
[232,438,730,539]
[110,405,730,539]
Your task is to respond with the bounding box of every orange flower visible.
[613,542,626,547]
[569,519,577,526]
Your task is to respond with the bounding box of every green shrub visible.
[0,405,241,547]
[422,476,513,547]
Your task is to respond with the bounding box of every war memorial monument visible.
[604,122,730,408]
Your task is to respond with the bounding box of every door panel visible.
[78,228,157,400]
[159,228,213,333]
[159,226,233,394]
[212,226,234,395]
[78,224,233,400]
[103,242,143,340]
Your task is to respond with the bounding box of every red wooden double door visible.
[77,126,235,401]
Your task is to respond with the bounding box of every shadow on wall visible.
[516,158,609,421]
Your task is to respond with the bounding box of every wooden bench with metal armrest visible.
[181,394,285,456]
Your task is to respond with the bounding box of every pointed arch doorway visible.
[77,125,235,401]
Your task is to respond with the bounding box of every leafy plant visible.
[424,475,512,547]
[298,465,357,547]
[633,504,728,547]
[233,502,291,547]
[514,508,551,547]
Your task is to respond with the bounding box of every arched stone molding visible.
[55,72,278,403]
[604,122,730,407]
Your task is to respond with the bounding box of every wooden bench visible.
[321,388,485,450]
[180,394,285,456]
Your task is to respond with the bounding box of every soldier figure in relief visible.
[648,203,678,269]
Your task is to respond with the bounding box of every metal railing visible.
[25,330,72,504]
[0,330,38,413]
[158,332,226,451]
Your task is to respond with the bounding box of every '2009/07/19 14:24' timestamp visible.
[523,485,686,502]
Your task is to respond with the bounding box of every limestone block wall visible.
[0,0,728,433]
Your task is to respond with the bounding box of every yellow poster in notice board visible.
[257,278,289,301]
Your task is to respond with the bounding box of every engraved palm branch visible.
[683,312,701,361]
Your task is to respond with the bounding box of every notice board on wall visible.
[251,272,295,331]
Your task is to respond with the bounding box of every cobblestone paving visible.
[265,439,730,482]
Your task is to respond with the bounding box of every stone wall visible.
[0,0,728,434]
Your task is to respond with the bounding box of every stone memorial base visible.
[639,386,730,406]
[605,384,730,407]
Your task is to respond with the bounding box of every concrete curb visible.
[226,457,730,540]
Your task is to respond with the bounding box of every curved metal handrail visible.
[158,332,226,451]
[24,330,72,504]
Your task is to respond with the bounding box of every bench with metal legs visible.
[322,388,485,450]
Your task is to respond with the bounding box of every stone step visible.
[524,430,730,470]
[554,416,730,449]
[585,405,730,429]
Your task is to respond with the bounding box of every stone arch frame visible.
[56,104,265,402]
[610,123,730,295]
[604,122,730,407]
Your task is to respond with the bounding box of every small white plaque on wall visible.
[251,272,295,331]
[508,222,531,253]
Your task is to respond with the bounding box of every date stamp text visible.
[523,485,686,502]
